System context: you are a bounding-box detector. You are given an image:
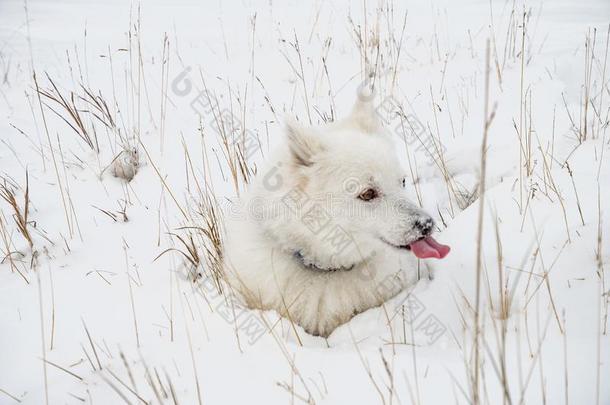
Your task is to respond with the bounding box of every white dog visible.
[222,92,450,337]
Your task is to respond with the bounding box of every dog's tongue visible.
[409,236,450,259]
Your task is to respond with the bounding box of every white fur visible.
[223,94,437,337]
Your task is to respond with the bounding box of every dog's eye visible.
[401,177,406,187]
[358,188,378,201]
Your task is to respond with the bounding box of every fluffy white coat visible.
[223,94,440,337]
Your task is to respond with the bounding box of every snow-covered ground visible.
[0,0,609,404]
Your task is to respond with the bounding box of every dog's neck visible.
[262,229,363,272]
[292,250,356,273]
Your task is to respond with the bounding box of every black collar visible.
[292,251,355,273]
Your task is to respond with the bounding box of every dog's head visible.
[252,92,449,271]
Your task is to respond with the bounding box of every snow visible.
[0,0,609,404]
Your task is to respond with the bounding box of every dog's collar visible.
[292,251,355,273]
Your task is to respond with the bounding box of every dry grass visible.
[0,172,33,250]
[36,74,100,152]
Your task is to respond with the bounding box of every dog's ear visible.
[347,86,382,133]
[285,118,323,167]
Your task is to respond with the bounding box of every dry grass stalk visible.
[190,187,225,288]
[0,172,33,250]
[155,231,201,281]
[517,8,528,213]
[36,74,99,152]
[105,368,148,404]
[536,134,572,243]
[137,139,188,219]
[178,288,204,405]
[197,72,255,194]
[565,162,585,226]
[79,84,117,131]
[33,72,76,239]
[36,269,49,405]
[0,387,21,403]
[40,358,83,381]
[0,212,29,283]
[581,28,595,142]
[595,183,605,405]
[473,38,496,405]
[124,244,140,348]
[100,373,134,405]
[594,25,609,139]
[82,319,103,370]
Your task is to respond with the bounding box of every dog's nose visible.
[415,217,434,236]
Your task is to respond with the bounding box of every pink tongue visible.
[409,236,451,259]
